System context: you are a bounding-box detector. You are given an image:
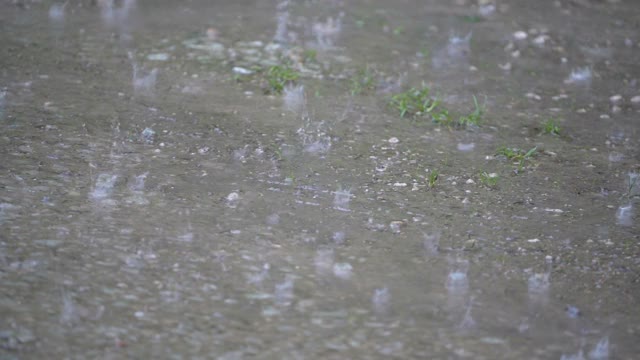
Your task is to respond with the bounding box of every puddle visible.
[0,0,639,358]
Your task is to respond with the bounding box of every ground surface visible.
[0,0,639,358]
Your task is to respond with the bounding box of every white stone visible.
[513,31,528,40]
[609,94,623,104]
[232,67,253,75]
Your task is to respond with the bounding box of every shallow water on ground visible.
[1,0,639,358]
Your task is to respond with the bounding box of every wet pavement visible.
[0,0,639,358]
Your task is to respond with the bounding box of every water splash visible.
[128,52,157,94]
[615,204,633,227]
[372,287,391,314]
[90,173,118,200]
[332,231,346,244]
[458,297,476,330]
[283,84,306,114]
[564,67,592,85]
[99,0,136,27]
[0,89,5,119]
[266,213,280,225]
[457,142,475,152]
[312,14,343,49]
[314,248,334,275]
[298,116,332,155]
[626,172,639,197]
[588,336,609,360]
[274,1,290,44]
[432,32,472,69]
[247,263,270,285]
[274,275,295,306]
[445,258,470,321]
[226,192,240,208]
[528,272,550,295]
[126,172,150,205]
[446,259,469,294]
[333,262,353,279]
[60,292,77,325]
[129,172,148,192]
[422,231,440,255]
[333,186,352,211]
[528,259,552,307]
[561,350,586,360]
[49,2,67,23]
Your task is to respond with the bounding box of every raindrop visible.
[49,3,66,22]
[372,287,391,314]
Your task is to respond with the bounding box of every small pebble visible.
[498,62,511,71]
[141,128,155,144]
[389,221,405,233]
[232,67,253,75]
[532,35,548,46]
[526,92,542,101]
[147,53,170,61]
[565,305,581,318]
[609,94,623,104]
[630,95,640,104]
[513,31,528,40]
[388,137,399,144]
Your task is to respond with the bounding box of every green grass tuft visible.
[542,118,561,136]
[458,95,485,127]
[479,171,499,187]
[265,65,299,94]
[496,146,537,172]
[390,86,440,118]
[350,66,376,95]
[428,169,439,188]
